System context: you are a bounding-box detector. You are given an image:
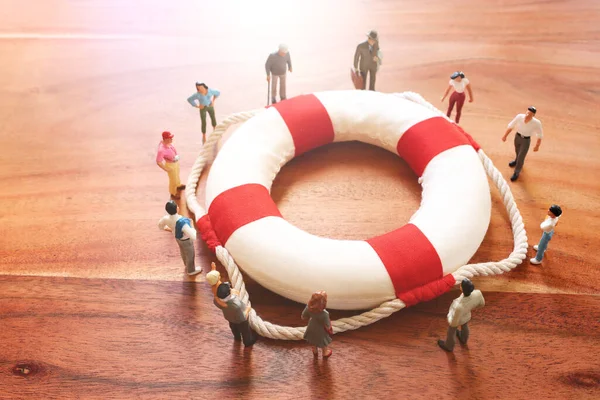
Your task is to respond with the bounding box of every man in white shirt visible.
[530,204,562,265]
[158,201,202,276]
[502,106,544,181]
[438,278,485,352]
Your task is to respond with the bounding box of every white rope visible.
[185,93,527,340]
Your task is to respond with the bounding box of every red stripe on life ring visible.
[271,94,335,157]
[397,116,474,177]
[366,224,445,305]
[207,184,282,245]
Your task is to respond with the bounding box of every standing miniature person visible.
[530,204,562,265]
[441,71,474,124]
[156,131,185,200]
[187,82,220,144]
[438,278,485,352]
[265,44,292,105]
[353,30,380,91]
[301,291,333,358]
[214,282,257,347]
[157,200,202,276]
[206,262,240,307]
[501,106,544,182]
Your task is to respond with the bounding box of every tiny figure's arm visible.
[187,94,199,108]
[156,160,168,171]
[210,89,220,106]
[534,126,543,151]
[287,53,292,72]
[466,83,474,102]
[157,216,171,232]
[265,55,272,78]
[353,45,361,70]
[215,298,227,307]
[301,306,310,320]
[441,85,452,102]
[182,224,197,241]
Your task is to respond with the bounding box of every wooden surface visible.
[1,0,599,398]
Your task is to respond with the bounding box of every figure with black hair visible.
[157,200,202,276]
[438,278,485,352]
[530,205,563,265]
[441,71,474,123]
[187,82,220,144]
[502,106,544,181]
[214,282,257,347]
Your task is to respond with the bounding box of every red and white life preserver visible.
[200,91,491,310]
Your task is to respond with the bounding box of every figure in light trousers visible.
[533,230,554,262]
[176,237,196,275]
[271,74,287,102]
[163,161,181,197]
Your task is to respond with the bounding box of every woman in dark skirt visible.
[301,291,333,358]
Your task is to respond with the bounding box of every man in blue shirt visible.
[187,82,220,143]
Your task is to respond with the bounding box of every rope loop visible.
[184,93,527,340]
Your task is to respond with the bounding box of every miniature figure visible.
[187,82,220,144]
[353,30,381,91]
[156,131,185,200]
[206,262,223,296]
[530,204,562,265]
[501,106,544,181]
[157,200,202,276]
[441,71,474,124]
[301,291,333,358]
[265,44,292,105]
[206,262,240,307]
[438,278,485,352]
[214,282,257,347]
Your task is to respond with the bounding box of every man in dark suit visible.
[353,30,380,91]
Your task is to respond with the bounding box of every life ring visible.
[199,91,491,310]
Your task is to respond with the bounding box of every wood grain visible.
[0,276,598,399]
[1,0,600,398]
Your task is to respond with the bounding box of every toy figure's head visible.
[366,30,378,45]
[549,204,562,218]
[206,270,221,286]
[216,282,232,299]
[165,200,178,215]
[307,291,328,313]
[195,82,208,95]
[162,131,174,144]
[526,106,537,117]
[278,43,288,56]
[451,71,465,82]
[460,278,475,296]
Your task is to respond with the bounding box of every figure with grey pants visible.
[214,282,257,347]
[265,44,292,104]
[438,278,485,352]
[502,106,544,182]
[158,200,202,276]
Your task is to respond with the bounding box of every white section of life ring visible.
[204,91,491,310]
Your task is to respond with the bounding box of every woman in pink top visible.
[156,131,185,200]
[441,71,474,124]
